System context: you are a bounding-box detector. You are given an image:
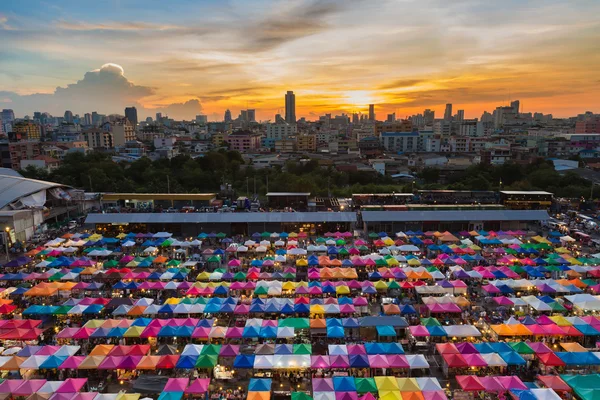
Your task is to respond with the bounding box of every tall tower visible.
[444,104,452,121]
[368,104,375,121]
[285,91,296,123]
[224,109,232,122]
[125,107,138,127]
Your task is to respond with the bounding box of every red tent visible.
[456,376,485,392]
[536,375,571,392]
[537,352,566,367]
[442,353,468,368]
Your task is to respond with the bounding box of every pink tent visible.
[311,355,331,368]
[0,379,25,394]
[98,356,122,369]
[463,354,488,367]
[73,328,94,339]
[387,355,409,368]
[185,379,211,394]
[219,345,239,357]
[347,345,366,355]
[49,394,77,400]
[312,378,334,392]
[59,356,86,369]
[367,354,389,368]
[409,326,430,337]
[164,378,190,392]
[494,297,514,306]
[479,377,505,392]
[528,342,552,354]
[13,380,47,396]
[57,328,80,339]
[36,345,61,355]
[495,376,527,390]
[482,284,500,294]
[329,355,350,368]
[353,297,368,306]
[191,327,211,338]
[56,378,88,393]
[226,327,244,338]
[359,394,377,400]
[335,393,359,400]
[423,392,448,400]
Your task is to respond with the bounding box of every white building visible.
[266,122,297,140]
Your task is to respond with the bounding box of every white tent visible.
[181,344,204,356]
[328,345,348,355]
[135,298,154,306]
[142,246,157,254]
[398,245,420,252]
[122,240,136,247]
[405,354,430,369]
[244,240,256,246]
[67,305,88,315]
[153,232,172,238]
[276,327,295,338]
[289,248,307,255]
[416,378,442,391]
[55,345,80,357]
[313,393,335,400]
[530,389,562,400]
[255,246,268,252]
[172,304,192,314]
[38,382,64,394]
[112,305,132,315]
[444,325,481,337]
[20,355,49,369]
[253,355,274,369]
[143,304,161,314]
[480,353,508,367]
[209,327,227,338]
[560,235,576,242]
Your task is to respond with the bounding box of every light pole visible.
[2,227,9,261]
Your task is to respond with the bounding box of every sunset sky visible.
[1,0,599,121]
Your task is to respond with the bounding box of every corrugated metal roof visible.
[0,173,67,210]
[361,210,550,222]
[85,212,357,224]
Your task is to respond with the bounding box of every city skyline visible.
[1,0,600,120]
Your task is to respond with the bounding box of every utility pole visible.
[2,228,9,261]
[266,175,269,194]
[167,175,170,194]
[253,176,256,198]
[246,177,249,197]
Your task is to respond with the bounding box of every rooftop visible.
[85,211,357,225]
[500,191,553,195]
[362,209,550,222]
[266,192,311,197]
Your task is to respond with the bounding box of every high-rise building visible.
[247,109,256,123]
[125,107,138,127]
[64,110,73,123]
[386,113,395,123]
[423,109,435,125]
[1,109,15,123]
[352,113,359,124]
[12,121,41,141]
[91,112,100,125]
[444,104,453,121]
[368,104,375,121]
[224,109,232,122]
[240,110,248,123]
[83,113,92,126]
[155,113,162,123]
[196,115,208,124]
[285,91,296,123]
[511,100,520,114]
[456,110,464,122]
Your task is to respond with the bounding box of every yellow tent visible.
[296,259,308,267]
[375,376,400,391]
[396,378,420,392]
[336,286,350,295]
[549,315,572,326]
[379,392,402,400]
[83,319,105,328]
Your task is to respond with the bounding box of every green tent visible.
[355,378,378,393]
[575,389,600,400]
[387,281,401,290]
[293,344,312,354]
[368,232,379,238]
[104,260,119,268]
[234,272,247,280]
[561,374,600,391]
[358,245,369,251]
[52,305,73,315]
[254,286,269,295]
[421,317,441,326]
[291,393,313,400]
[375,258,388,266]
[335,239,346,245]
[508,342,534,354]
[216,233,227,238]
[279,318,310,329]
[547,302,567,312]
[315,237,326,243]
[261,232,271,238]
[159,240,172,247]
[166,260,181,267]
[206,256,221,263]
[283,272,296,279]
[48,272,65,281]
[338,248,349,255]
[195,354,218,368]
[200,344,222,355]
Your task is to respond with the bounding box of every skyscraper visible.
[1,109,15,123]
[368,104,375,121]
[444,104,452,121]
[224,109,232,122]
[84,113,92,126]
[247,109,256,123]
[456,110,464,122]
[511,100,520,114]
[125,107,138,127]
[64,110,74,123]
[156,112,162,123]
[285,91,296,123]
[352,113,359,124]
[423,109,435,125]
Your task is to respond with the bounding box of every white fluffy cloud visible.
[0,63,202,120]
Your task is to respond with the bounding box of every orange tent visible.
[247,392,271,400]
[383,304,401,315]
[0,356,26,370]
[560,342,587,352]
[401,392,425,400]
[78,355,106,369]
[310,319,327,329]
[153,256,168,264]
[90,344,114,355]
[490,324,513,336]
[329,259,342,267]
[509,324,533,336]
[136,356,161,370]
[127,306,146,316]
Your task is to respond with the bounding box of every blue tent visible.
[90,327,111,338]
[259,326,278,338]
[342,318,360,328]
[349,354,370,368]
[427,326,447,337]
[364,343,386,355]
[557,352,600,365]
[274,344,293,355]
[158,304,176,314]
[382,343,404,354]
[132,318,152,326]
[399,304,417,314]
[39,355,67,369]
[575,324,600,336]
[333,376,356,392]
[473,342,495,354]
[376,326,397,336]
[326,326,345,338]
[242,326,261,338]
[233,354,255,368]
[176,355,198,369]
[294,304,310,313]
[489,342,513,353]
[248,379,272,392]
[157,393,183,400]
[107,327,127,337]
[82,304,104,314]
[510,390,537,400]
[498,351,526,365]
